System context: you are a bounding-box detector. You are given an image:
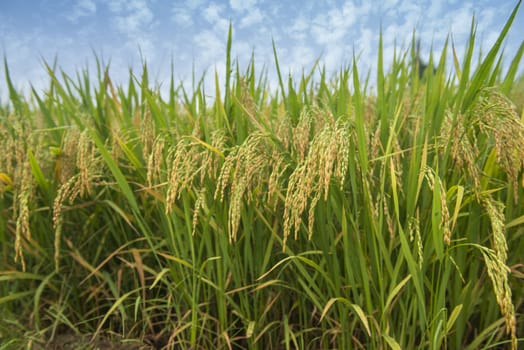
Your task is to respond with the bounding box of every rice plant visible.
[0,4,523,349]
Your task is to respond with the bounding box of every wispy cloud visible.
[203,3,229,34]
[171,0,208,27]
[203,2,223,23]
[239,7,264,28]
[67,0,97,23]
[194,29,224,63]
[288,16,309,41]
[108,0,154,35]
[229,0,257,13]
[172,6,193,27]
[311,1,361,46]
[187,0,206,10]
[1,0,522,103]
[290,44,316,68]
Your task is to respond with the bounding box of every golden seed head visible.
[440,111,481,192]
[147,135,166,188]
[283,113,352,248]
[140,109,155,160]
[76,129,101,198]
[479,246,516,348]
[166,131,225,214]
[474,88,524,202]
[192,188,206,236]
[14,164,33,271]
[215,132,273,241]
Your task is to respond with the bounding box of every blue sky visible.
[1,0,523,101]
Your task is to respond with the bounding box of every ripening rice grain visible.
[140,109,155,161]
[192,188,206,236]
[423,166,452,245]
[53,176,77,272]
[14,164,32,271]
[166,138,198,213]
[166,130,225,215]
[146,135,166,188]
[478,242,517,350]
[283,111,352,247]
[473,87,524,201]
[440,110,482,193]
[215,132,271,242]
[76,129,99,198]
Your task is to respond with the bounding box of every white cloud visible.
[203,3,229,35]
[383,0,399,11]
[478,7,496,31]
[194,29,224,63]
[2,0,522,105]
[204,3,223,23]
[426,0,445,20]
[290,16,309,33]
[323,45,345,72]
[172,0,211,27]
[187,0,206,10]
[107,0,124,12]
[290,44,315,68]
[311,2,361,46]
[108,0,154,35]
[347,0,374,21]
[268,2,283,18]
[446,3,474,37]
[104,0,157,65]
[396,1,422,28]
[356,28,377,55]
[172,6,193,27]
[229,0,257,13]
[288,16,309,41]
[68,0,97,22]
[240,7,264,27]
[0,24,94,101]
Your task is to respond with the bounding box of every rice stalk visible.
[56,128,81,185]
[272,104,293,150]
[283,112,352,247]
[477,243,517,350]
[0,112,36,271]
[408,212,424,267]
[192,188,206,237]
[440,110,482,193]
[75,129,100,198]
[146,135,166,188]
[238,77,257,122]
[293,109,314,162]
[215,132,272,242]
[165,131,224,214]
[267,150,289,208]
[165,138,202,213]
[140,108,155,161]
[201,129,227,183]
[52,175,78,272]
[14,163,32,271]
[473,87,524,201]
[423,166,452,246]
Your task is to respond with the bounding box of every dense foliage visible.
[1,4,523,349]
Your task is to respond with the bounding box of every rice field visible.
[1,4,523,350]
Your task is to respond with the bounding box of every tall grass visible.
[1,4,523,349]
